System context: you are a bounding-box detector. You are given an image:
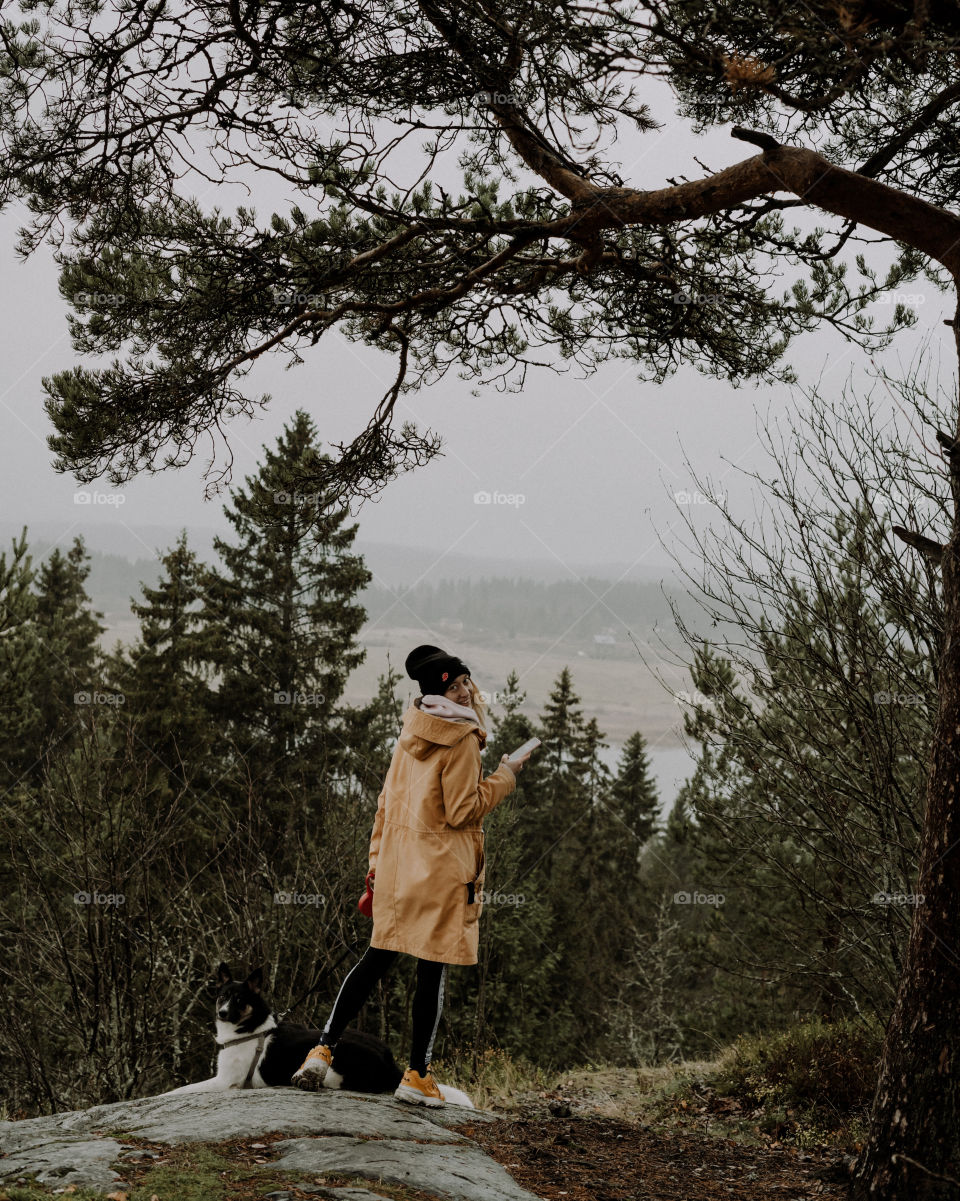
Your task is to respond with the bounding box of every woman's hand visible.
[502,750,532,774]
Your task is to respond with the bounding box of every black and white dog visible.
[163,963,473,1106]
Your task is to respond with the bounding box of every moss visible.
[0,1137,455,1201]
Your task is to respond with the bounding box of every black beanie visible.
[405,644,471,696]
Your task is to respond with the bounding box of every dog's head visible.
[215,962,266,1026]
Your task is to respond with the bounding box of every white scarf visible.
[419,694,479,723]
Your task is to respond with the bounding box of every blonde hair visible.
[466,676,489,735]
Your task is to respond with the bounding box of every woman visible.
[292,643,533,1106]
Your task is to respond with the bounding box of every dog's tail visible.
[437,1083,474,1108]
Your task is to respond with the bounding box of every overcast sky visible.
[0,78,950,587]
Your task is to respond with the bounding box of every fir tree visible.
[537,666,586,776]
[611,732,661,848]
[32,537,104,777]
[527,667,590,883]
[111,530,221,805]
[202,409,372,849]
[0,529,43,788]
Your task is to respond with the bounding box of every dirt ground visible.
[446,1070,856,1201]
[450,1112,850,1201]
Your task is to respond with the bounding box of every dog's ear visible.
[245,966,263,993]
[217,962,233,985]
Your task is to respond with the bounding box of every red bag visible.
[358,871,375,918]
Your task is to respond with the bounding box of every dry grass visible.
[438,1026,875,1153]
[433,1047,734,1120]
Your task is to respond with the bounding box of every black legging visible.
[320,946,447,1075]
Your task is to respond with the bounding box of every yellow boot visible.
[291,1043,333,1090]
[394,1066,444,1107]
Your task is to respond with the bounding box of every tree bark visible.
[849,303,960,1201]
[550,137,960,279]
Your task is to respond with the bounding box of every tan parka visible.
[367,698,517,965]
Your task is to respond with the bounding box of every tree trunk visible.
[850,304,960,1201]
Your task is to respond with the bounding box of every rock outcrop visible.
[0,1088,543,1200]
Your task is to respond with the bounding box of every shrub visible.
[714,1014,884,1115]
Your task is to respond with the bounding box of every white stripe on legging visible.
[424,964,447,1068]
[321,957,366,1043]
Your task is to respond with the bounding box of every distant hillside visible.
[16,538,163,622]
[5,526,713,645]
[361,576,707,645]
[0,520,680,587]
[7,529,714,763]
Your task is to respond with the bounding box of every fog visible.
[0,70,950,806]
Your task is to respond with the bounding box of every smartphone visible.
[508,737,541,761]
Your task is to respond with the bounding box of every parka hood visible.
[398,700,484,759]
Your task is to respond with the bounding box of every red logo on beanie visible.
[441,671,449,682]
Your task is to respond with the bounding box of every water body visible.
[593,741,696,816]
